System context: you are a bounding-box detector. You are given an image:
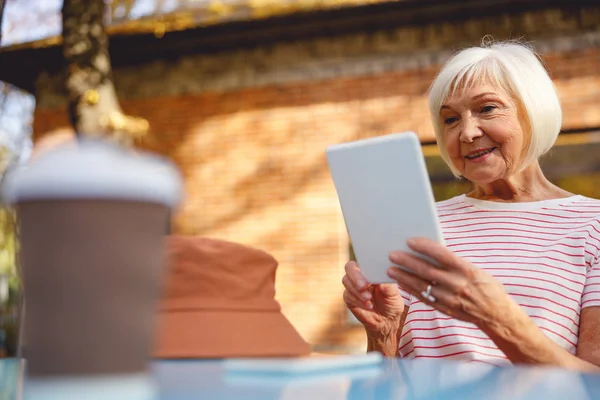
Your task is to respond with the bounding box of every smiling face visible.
[439,83,529,184]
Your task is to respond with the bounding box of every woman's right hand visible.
[342,261,406,336]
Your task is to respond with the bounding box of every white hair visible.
[428,40,562,177]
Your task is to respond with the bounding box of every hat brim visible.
[153,310,311,359]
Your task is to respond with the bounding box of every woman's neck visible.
[467,162,573,202]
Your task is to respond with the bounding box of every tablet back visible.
[326,132,444,284]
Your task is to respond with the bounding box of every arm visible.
[342,261,407,357]
[479,304,600,372]
[386,238,600,371]
[367,307,408,356]
[576,307,600,366]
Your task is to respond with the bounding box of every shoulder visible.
[563,196,600,257]
[570,195,600,208]
[435,195,469,219]
[562,196,600,221]
[435,194,466,209]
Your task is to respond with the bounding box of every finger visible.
[348,304,377,322]
[377,283,404,298]
[412,283,468,319]
[387,266,427,294]
[388,266,453,306]
[413,285,460,317]
[343,289,373,310]
[406,237,470,273]
[344,261,369,290]
[388,269,467,320]
[342,275,372,301]
[388,251,462,288]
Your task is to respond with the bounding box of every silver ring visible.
[421,284,436,302]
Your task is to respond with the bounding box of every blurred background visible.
[0,0,599,357]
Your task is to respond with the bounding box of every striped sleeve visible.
[581,257,600,308]
[582,224,600,309]
[582,261,600,308]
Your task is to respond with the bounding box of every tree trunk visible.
[61,0,148,145]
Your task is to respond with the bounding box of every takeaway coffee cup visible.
[2,138,182,399]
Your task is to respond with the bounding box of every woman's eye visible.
[481,105,497,113]
[443,117,458,125]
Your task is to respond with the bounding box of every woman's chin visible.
[463,168,505,185]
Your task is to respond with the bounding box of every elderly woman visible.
[342,40,600,371]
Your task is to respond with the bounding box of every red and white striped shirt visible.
[399,194,600,366]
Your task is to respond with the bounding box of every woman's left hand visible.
[387,237,518,328]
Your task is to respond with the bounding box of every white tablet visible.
[326,132,444,284]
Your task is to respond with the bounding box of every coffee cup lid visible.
[2,138,183,208]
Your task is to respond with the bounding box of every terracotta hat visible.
[154,235,311,358]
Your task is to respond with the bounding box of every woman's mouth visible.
[464,147,496,161]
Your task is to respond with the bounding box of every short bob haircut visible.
[428,39,562,177]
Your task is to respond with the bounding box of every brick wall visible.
[31,7,600,353]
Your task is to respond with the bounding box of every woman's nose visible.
[459,117,483,143]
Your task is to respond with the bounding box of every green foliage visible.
[0,144,20,299]
[0,207,18,292]
[0,145,21,357]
